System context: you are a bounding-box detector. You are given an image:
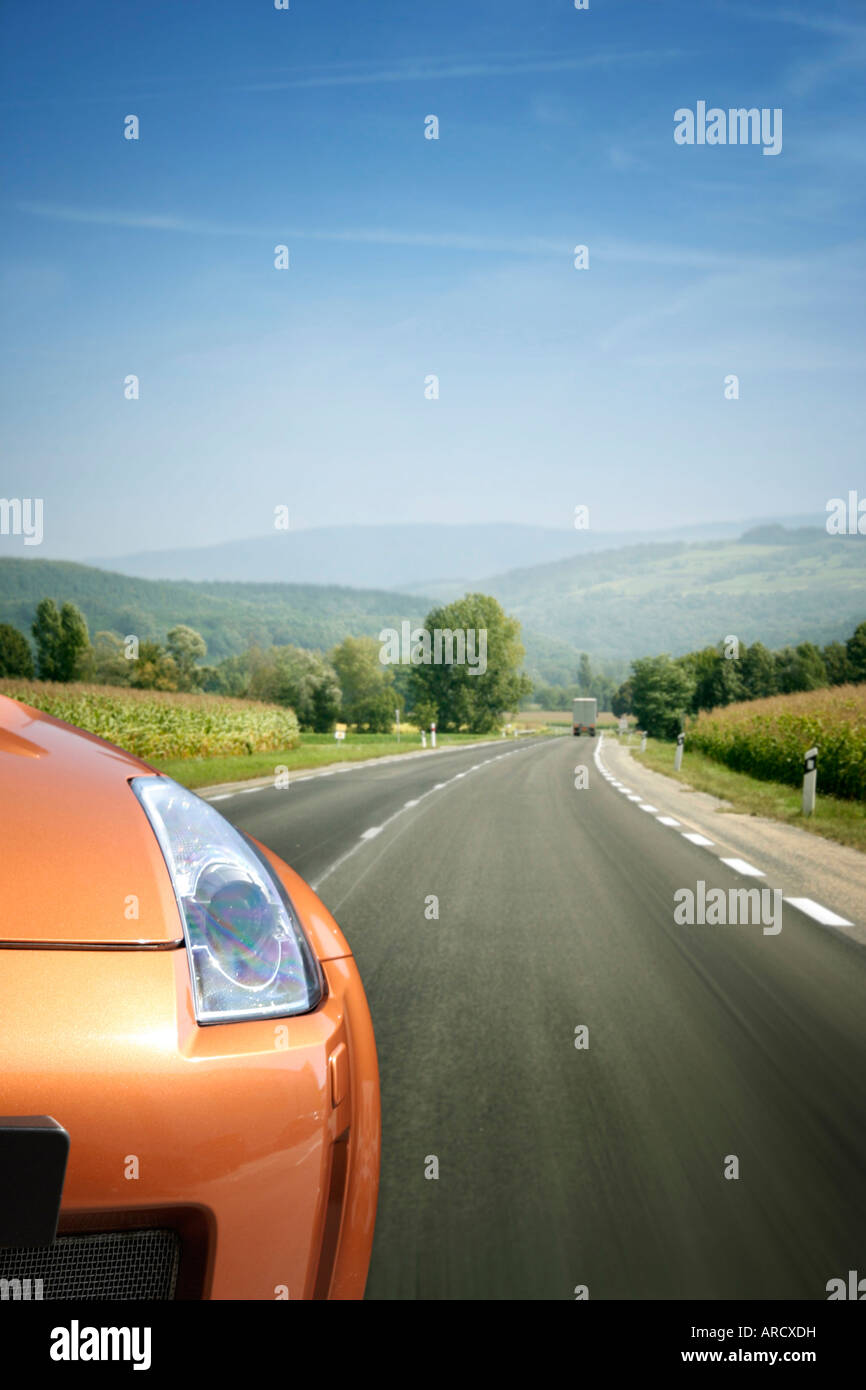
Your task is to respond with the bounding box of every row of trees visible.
[530,652,622,712]
[611,622,866,739]
[206,595,531,733]
[0,600,210,693]
[0,594,532,735]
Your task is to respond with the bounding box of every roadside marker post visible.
[640,732,647,752]
[674,732,685,771]
[421,730,427,748]
[803,746,818,817]
[431,723,437,749]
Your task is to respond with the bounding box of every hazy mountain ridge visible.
[482,530,865,664]
[81,515,828,591]
[2,526,861,681]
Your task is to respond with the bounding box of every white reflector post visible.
[802,746,818,817]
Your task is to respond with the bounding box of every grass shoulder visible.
[628,736,866,853]
[158,730,539,789]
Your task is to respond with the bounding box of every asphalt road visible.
[216,734,866,1300]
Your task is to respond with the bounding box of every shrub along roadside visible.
[0,679,300,763]
[686,684,866,801]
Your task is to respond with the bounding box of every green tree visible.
[629,655,695,739]
[166,625,207,691]
[249,645,341,731]
[31,598,90,681]
[531,683,575,711]
[740,641,777,699]
[774,643,827,693]
[199,653,252,698]
[682,644,744,713]
[331,635,399,733]
[411,696,439,731]
[129,640,179,691]
[611,678,633,717]
[407,594,531,733]
[0,623,34,678]
[591,673,617,712]
[31,598,64,680]
[822,640,850,686]
[80,631,133,686]
[846,621,866,682]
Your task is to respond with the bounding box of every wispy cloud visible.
[14,198,803,272]
[728,4,866,92]
[233,49,689,92]
[0,46,690,110]
[13,201,257,237]
[770,8,866,39]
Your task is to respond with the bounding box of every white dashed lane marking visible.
[785,898,853,928]
[721,857,765,877]
[309,738,545,890]
[594,736,856,932]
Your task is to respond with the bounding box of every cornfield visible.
[0,680,300,762]
[688,683,866,801]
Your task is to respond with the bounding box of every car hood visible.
[0,694,183,945]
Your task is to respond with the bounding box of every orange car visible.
[0,693,380,1300]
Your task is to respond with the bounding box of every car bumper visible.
[0,944,380,1300]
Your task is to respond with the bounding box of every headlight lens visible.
[132,777,323,1025]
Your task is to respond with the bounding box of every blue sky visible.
[1,0,864,558]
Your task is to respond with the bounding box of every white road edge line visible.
[682,832,714,847]
[784,897,854,928]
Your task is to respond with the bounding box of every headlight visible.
[132,777,323,1025]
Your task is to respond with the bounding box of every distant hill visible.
[480,529,866,663]
[2,526,862,683]
[0,560,431,664]
[84,515,827,591]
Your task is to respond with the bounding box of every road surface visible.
[214,734,866,1300]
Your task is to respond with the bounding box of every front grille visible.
[0,1228,180,1300]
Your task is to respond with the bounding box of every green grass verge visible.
[623,736,866,853]
[156,730,538,789]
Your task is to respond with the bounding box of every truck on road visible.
[572,697,597,737]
